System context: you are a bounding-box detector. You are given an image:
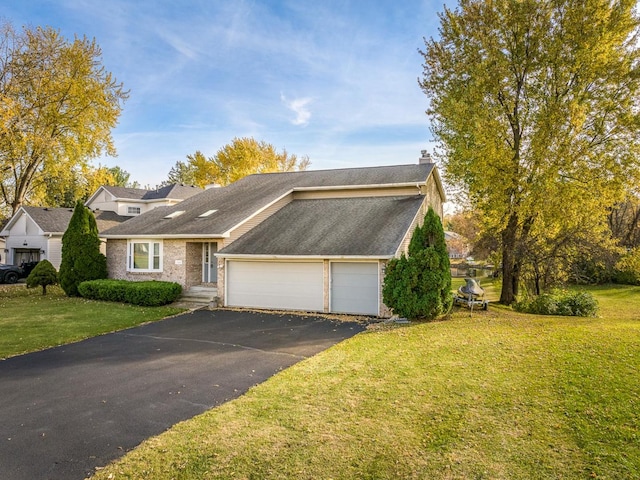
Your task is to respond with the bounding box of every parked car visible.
[0,261,39,284]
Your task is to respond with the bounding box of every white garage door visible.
[226,261,324,311]
[331,262,379,315]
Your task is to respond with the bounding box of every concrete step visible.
[179,286,219,305]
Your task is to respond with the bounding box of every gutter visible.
[215,253,394,260]
[101,233,230,240]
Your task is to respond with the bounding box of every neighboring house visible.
[0,207,129,269]
[86,184,201,217]
[0,184,201,269]
[445,231,470,259]
[102,155,446,317]
[0,236,5,264]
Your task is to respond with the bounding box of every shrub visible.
[78,279,182,306]
[25,260,58,295]
[382,207,452,320]
[613,248,640,285]
[514,289,598,317]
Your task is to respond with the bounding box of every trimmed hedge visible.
[78,279,182,306]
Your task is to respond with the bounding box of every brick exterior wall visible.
[107,238,225,289]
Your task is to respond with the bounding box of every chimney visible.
[419,150,433,165]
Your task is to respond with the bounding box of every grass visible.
[89,282,640,480]
[0,284,184,359]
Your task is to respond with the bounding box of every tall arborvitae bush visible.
[59,200,107,296]
[383,207,452,320]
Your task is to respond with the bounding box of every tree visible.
[0,22,129,215]
[161,160,197,187]
[59,200,107,296]
[43,164,135,208]
[26,259,58,295]
[175,137,311,188]
[609,193,640,249]
[420,0,640,304]
[383,207,452,319]
[106,166,136,188]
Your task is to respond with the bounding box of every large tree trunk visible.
[500,212,520,305]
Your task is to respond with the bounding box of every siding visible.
[224,194,293,247]
[47,237,63,269]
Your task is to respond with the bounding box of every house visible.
[102,154,446,317]
[0,184,201,269]
[0,207,129,268]
[85,184,202,217]
[445,231,470,259]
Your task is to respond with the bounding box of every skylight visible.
[163,210,185,219]
[198,209,218,218]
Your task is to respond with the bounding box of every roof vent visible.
[419,150,433,165]
[205,183,222,189]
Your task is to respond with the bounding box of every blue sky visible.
[3,0,446,187]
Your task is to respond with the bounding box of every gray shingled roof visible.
[18,207,129,234]
[22,207,73,234]
[102,164,435,237]
[94,210,131,232]
[218,196,425,257]
[102,184,201,201]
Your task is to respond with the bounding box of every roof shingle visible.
[19,207,129,234]
[102,184,201,201]
[102,164,435,237]
[218,196,425,257]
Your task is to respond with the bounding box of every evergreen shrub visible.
[25,260,58,295]
[59,201,107,296]
[382,207,452,320]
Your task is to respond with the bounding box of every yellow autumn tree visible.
[182,137,310,188]
[420,0,640,304]
[0,22,128,216]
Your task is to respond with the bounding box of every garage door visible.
[226,261,324,311]
[331,262,379,315]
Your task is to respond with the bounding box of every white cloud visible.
[280,93,313,126]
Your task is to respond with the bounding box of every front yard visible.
[2,281,638,479]
[0,285,183,359]
[87,283,640,480]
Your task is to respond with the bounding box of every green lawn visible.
[0,284,184,359]
[88,283,640,480]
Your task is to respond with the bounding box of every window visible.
[128,240,162,272]
[127,206,141,215]
[164,210,185,219]
[198,209,218,218]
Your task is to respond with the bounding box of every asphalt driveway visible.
[0,309,366,480]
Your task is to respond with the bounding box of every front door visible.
[202,242,218,283]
